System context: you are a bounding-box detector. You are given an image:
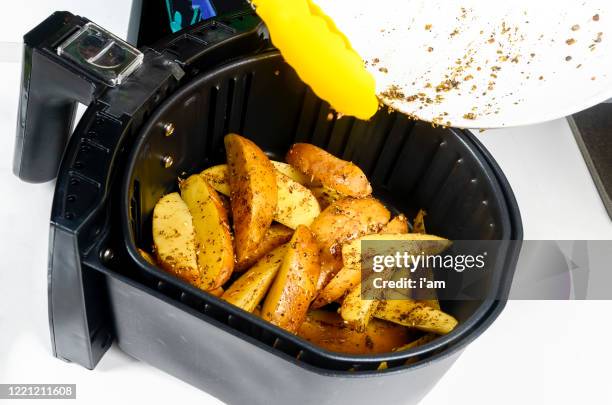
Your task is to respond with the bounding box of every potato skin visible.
[297,310,411,354]
[222,244,288,312]
[262,226,320,333]
[225,134,278,263]
[152,193,200,284]
[286,143,372,197]
[235,224,293,271]
[180,175,234,290]
[310,196,391,257]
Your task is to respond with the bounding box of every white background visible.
[1,2,612,404]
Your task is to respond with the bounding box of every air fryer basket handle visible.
[13,12,104,183]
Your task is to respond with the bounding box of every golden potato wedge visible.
[274,172,321,228]
[200,164,320,229]
[380,214,409,234]
[225,134,278,263]
[297,310,411,354]
[313,233,450,309]
[413,209,427,234]
[152,192,200,284]
[203,160,309,190]
[272,161,310,185]
[138,248,157,266]
[180,174,234,290]
[339,280,382,332]
[314,251,343,292]
[235,224,293,271]
[310,197,390,256]
[286,143,372,197]
[310,185,343,209]
[200,164,230,196]
[262,226,320,333]
[374,300,458,335]
[222,244,288,312]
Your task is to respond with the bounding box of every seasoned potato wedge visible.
[315,252,343,292]
[200,164,230,196]
[201,164,320,229]
[138,248,157,266]
[310,185,343,209]
[262,226,320,333]
[274,172,321,228]
[310,197,390,255]
[313,232,450,309]
[339,280,383,332]
[286,143,372,197]
[152,192,200,284]
[381,214,409,234]
[222,244,288,312]
[413,209,427,234]
[180,174,234,290]
[272,161,310,185]
[374,300,458,335]
[297,310,411,354]
[235,224,293,271]
[225,134,278,263]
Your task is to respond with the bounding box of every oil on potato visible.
[222,244,288,312]
[225,134,278,264]
[180,174,234,290]
[152,192,200,284]
[201,164,320,229]
[297,310,411,354]
[286,143,372,197]
[235,224,293,271]
[262,225,320,333]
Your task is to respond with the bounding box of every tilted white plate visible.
[315,0,612,128]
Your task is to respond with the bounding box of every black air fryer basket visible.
[14,10,522,405]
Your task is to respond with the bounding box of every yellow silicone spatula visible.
[252,0,378,120]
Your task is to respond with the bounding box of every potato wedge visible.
[225,134,277,263]
[374,300,458,335]
[339,280,383,332]
[413,209,427,234]
[274,172,321,228]
[201,164,320,229]
[180,174,234,290]
[297,310,411,354]
[286,143,372,197]
[310,185,343,209]
[315,251,343,292]
[222,244,288,312]
[235,224,293,271]
[200,164,230,196]
[272,161,310,185]
[262,226,320,333]
[310,197,390,256]
[381,214,409,234]
[152,192,200,284]
[138,248,157,266]
[313,232,450,309]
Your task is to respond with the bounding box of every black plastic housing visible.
[17,10,522,405]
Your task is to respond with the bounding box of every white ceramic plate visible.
[315,0,612,128]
